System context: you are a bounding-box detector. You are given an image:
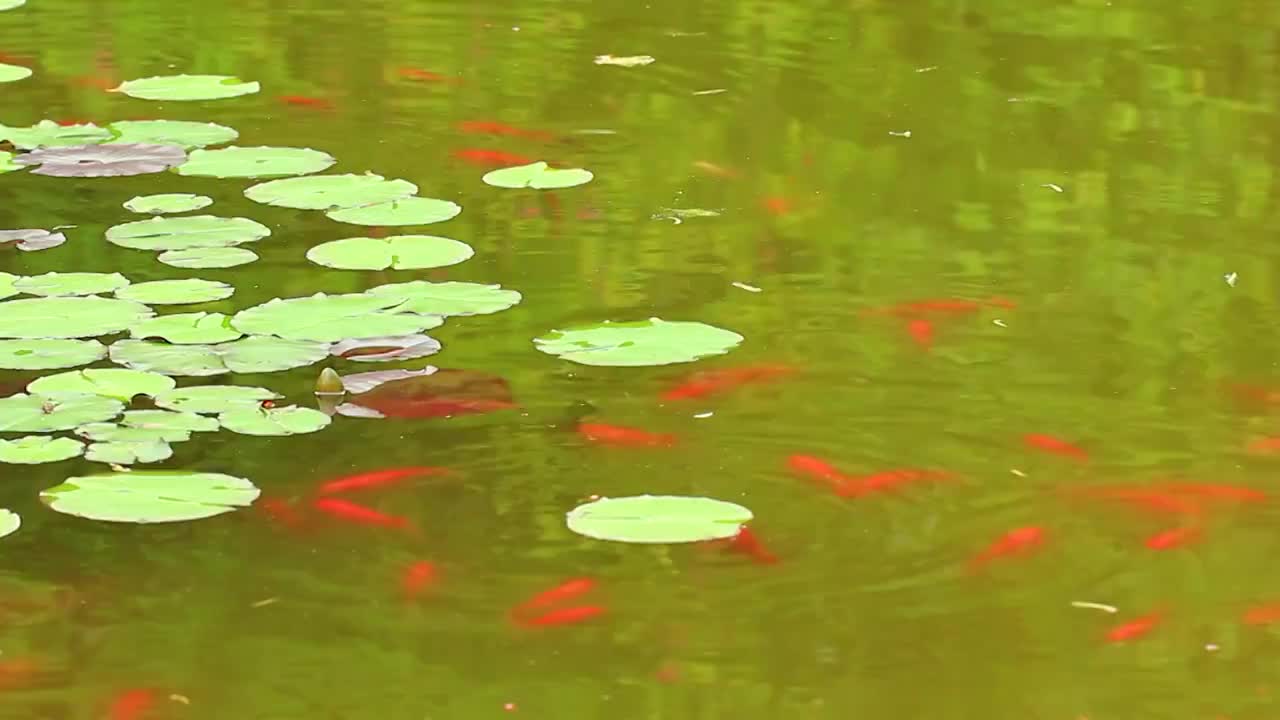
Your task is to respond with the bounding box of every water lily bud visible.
[314,368,345,396]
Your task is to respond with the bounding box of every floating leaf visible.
[14,272,130,298]
[0,0,26,10]
[115,279,233,305]
[0,152,23,174]
[565,495,752,544]
[306,235,473,271]
[338,367,437,394]
[129,313,241,344]
[40,471,259,523]
[0,121,111,149]
[106,119,237,150]
[366,281,521,317]
[337,368,515,419]
[15,143,186,177]
[0,510,18,540]
[0,436,84,465]
[75,422,190,444]
[593,54,656,67]
[0,273,15,299]
[0,339,106,370]
[113,74,260,101]
[0,62,31,83]
[28,368,175,401]
[106,215,270,251]
[176,146,335,179]
[121,410,219,433]
[325,197,461,226]
[84,440,172,465]
[124,193,213,215]
[245,173,417,210]
[330,335,440,363]
[482,161,593,189]
[0,297,153,339]
[154,385,280,414]
[0,394,123,432]
[533,319,743,367]
[231,292,440,343]
[157,247,258,269]
[217,336,329,374]
[0,229,66,252]
[218,405,331,436]
[108,341,226,377]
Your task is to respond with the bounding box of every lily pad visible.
[0,393,123,432]
[245,173,417,210]
[121,410,219,433]
[533,319,743,367]
[338,367,437,394]
[176,146,335,179]
[0,152,23,174]
[40,471,260,523]
[565,495,753,544]
[231,292,441,343]
[113,74,260,101]
[0,229,67,252]
[108,341,227,377]
[217,336,330,374]
[306,235,473,271]
[366,281,521,317]
[106,215,271,251]
[154,385,281,415]
[337,368,515,419]
[0,121,111,149]
[129,313,242,344]
[0,339,107,370]
[106,119,237,150]
[0,63,31,83]
[0,511,17,540]
[0,273,15,299]
[85,440,172,465]
[75,422,189,444]
[15,143,186,177]
[0,297,154,339]
[14,272,130,298]
[218,405,331,436]
[325,197,461,226]
[157,247,258,269]
[115,279,233,305]
[482,161,593,189]
[330,335,440,362]
[0,436,84,464]
[124,193,213,215]
[28,368,175,401]
[0,0,26,10]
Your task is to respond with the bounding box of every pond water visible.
[3,0,1280,717]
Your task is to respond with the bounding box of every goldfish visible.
[1247,437,1280,453]
[725,525,779,564]
[906,319,934,349]
[844,468,952,497]
[1024,434,1089,462]
[513,577,595,615]
[1105,612,1163,643]
[787,454,853,493]
[968,526,1046,573]
[1144,525,1201,550]
[577,422,676,448]
[1159,483,1265,505]
[401,561,438,599]
[279,94,333,110]
[660,364,795,401]
[1068,486,1203,516]
[108,688,157,720]
[522,605,606,627]
[0,657,42,691]
[397,67,462,84]
[864,297,1017,317]
[761,196,793,215]
[452,148,535,167]
[457,120,554,142]
[1243,602,1280,626]
[317,466,449,495]
[312,498,411,530]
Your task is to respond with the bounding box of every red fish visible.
[762,196,793,215]
[787,454,853,493]
[577,422,676,448]
[108,688,157,720]
[725,525,779,564]
[968,526,1046,573]
[313,498,411,530]
[457,120,554,142]
[1243,602,1280,626]
[1160,483,1266,505]
[1105,611,1163,643]
[397,67,462,84]
[54,119,93,127]
[510,578,604,627]
[661,364,795,401]
[1144,525,1201,550]
[906,319,934,349]
[523,605,606,627]
[317,466,449,495]
[452,148,534,167]
[279,95,333,110]
[865,297,1016,317]
[1248,437,1280,453]
[1069,486,1203,516]
[401,561,438,599]
[514,577,596,615]
[844,468,952,497]
[0,657,42,691]
[1024,434,1089,462]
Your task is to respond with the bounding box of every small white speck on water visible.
[1225,272,1238,287]
[915,66,938,73]
[694,412,713,419]
[692,88,727,96]
[1205,643,1220,652]
[1010,469,1027,477]
[889,130,911,138]
[993,319,1007,327]
[732,281,762,293]
[1070,601,1118,614]
[1041,183,1064,193]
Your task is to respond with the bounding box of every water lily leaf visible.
[482,161,593,189]
[245,173,417,210]
[565,495,752,544]
[113,74,260,101]
[0,393,124,432]
[41,471,259,523]
[231,292,441,343]
[115,279,233,305]
[176,146,335,179]
[0,436,83,464]
[365,281,521,317]
[75,422,189,444]
[306,235,473,270]
[534,318,743,367]
[0,121,111,149]
[330,335,440,363]
[15,143,186,177]
[0,152,23,173]
[0,229,66,252]
[218,405,331,436]
[337,368,515,419]
[121,410,219,433]
[106,215,270,251]
[157,247,258,269]
[0,1,27,10]
[13,272,129,298]
[108,341,226,377]
[338,367,437,394]
[0,339,106,370]
[29,368,174,401]
[106,119,237,150]
[0,273,15,299]
[0,510,18,540]
[217,336,330,374]
[325,197,461,226]
[0,63,31,83]
[0,297,154,339]
[124,193,213,215]
[84,440,172,465]
[129,313,241,344]
[154,385,280,414]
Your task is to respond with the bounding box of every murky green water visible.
[6,0,1280,717]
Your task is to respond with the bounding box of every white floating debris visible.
[1205,643,1220,652]
[1041,183,1064,193]
[693,412,714,419]
[692,88,727,96]
[1225,272,1238,287]
[251,597,280,608]
[889,130,912,138]
[594,54,656,67]
[731,281,762,293]
[652,207,722,225]
[1010,469,1027,478]
[915,66,938,73]
[1070,601,1118,614]
[993,319,1007,328]
[571,128,618,135]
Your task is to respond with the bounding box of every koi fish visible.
[1105,612,1163,643]
[787,454,852,493]
[725,526,779,564]
[1024,434,1089,462]
[1144,525,1201,550]
[1159,483,1266,505]
[968,526,1046,573]
[109,688,157,720]
[513,577,595,615]
[452,148,535,167]
[401,561,438,599]
[761,196,792,215]
[660,364,795,401]
[1248,437,1280,453]
[523,605,605,626]
[577,422,676,447]
[1068,486,1203,516]
[1243,602,1280,626]
[313,498,411,530]
[397,67,462,84]
[317,466,449,495]
[457,120,554,142]
[844,468,952,497]
[906,319,934,349]
[279,95,333,110]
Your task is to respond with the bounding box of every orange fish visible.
[1248,437,1280,453]
[844,468,952,497]
[1144,525,1201,550]
[1243,602,1280,626]
[787,454,853,493]
[906,319,934,349]
[313,498,411,530]
[510,577,602,627]
[1159,483,1265,505]
[1105,611,1163,643]
[661,364,795,401]
[397,67,462,84]
[864,297,1017,317]
[577,422,676,448]
[279,94,333,110]
[0,657,42,691]
[401,561,438,599]
[109,688,157,720]
[761,196,792,215]
[457,120,554,142]
[452,148,534,167]
[523,605,605,627]
[514,577,595,615]
[725,525,779,565]
[317,466,449,495]
[1069,486,1203,516]
[968,526,1046,573]
[1024,434,1089,462]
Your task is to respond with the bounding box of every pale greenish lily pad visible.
[111,336,329,376]
[154,385,281,415]
[482,161,593,190]
[85,440,172,465]
[232,292,441,343]
[0,121,111,150]
[121,410,220,433]
[108,341,227,377]
[0,394,123,432]
[0,510,18,540]
[0,436,84,465]
[158,247,258,269]
[124,193,213,215]
[107,119,237,150]
[0,273,15,300]
[218,405,331,436]
[306,235,473,271]
[0,152,22,174]
[325,197,461,226]
[217,336,330,374]
[115,279,233,305]
[107,215,271,251]
[245,173,417,210]
[113,74,260,101]
[0,297,154,339]
[0,339,107,370]
[41,471,259,523]
[28,368,175,401]
[534,318,743,367]
[75,422,190,444]
[366,281,521,317]
[14,272,130,298]
[0,63,31,83]
[129,313,242,344]
[0,0,26,10]
[176,146,336,179]
[565,495,753,544]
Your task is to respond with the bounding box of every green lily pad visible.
[157,247,258,269]
[108,341,227,377]
[14,272,130,298]
[0,63,31,83]
[107,120,237,150]
[565,495,753,544]
[115,279,233,305]
[245,173,417,210]
[0,394,123,432]
[325,197,461,226]
[534,319,743,367]
[365,281,521,317]
[28,368,175,401]
[121,410,219,433]
[129,313,242,344]
[0,339,107,370]
[114,74,260,101]
[482,161,593,190]
[306,235,473,271]
[85,440,172,465]
[218,406,331,436]
[75,422,189,444]
[0,297,154,339]
[0,0,27,10]
[154,385,281,415]
[216,336,330,374]
[41,471,259,523]
[0,121,111,150]
[176,146,335,179]
[231,292,441,343]
[106,215,270,251]
[0,510,18,540]
[0,152,23,174]
[124,193,213,215]
[109,335,327,376]
[0,436,84,465]
[0,273,15,299]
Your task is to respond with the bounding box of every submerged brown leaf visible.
[15,143,186,177]
[337,368,516,419]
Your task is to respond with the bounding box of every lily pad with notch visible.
[306,235,473,271]
[0,121,111,149]
[129,313,242,344]
[75,422,190,444]
[113,74,260,101]
[84,440,172,465]
[27,368,175,401]
[0,229,67,252]
[366,281,521,317]
[124,193,213,215]
[109,336,329,376]
[231,292,441,343]
[14,272,130,298]
[218,405,331,436]
[0,436,84,465]
[565,495,753,544]
[0,297,154,339]
[15,143,186,177]
[325,197,461,226]
[115,279,233,305]
[0,393,123,432]
[0,339,107,370]
[106,215,270,251]
[176,146,335,179]
[245,173,417,210]
[40,471,260,523]
[330,335,440,362]
[482,161,593,189]
[158,247,258,269]
[121,409,220,433]
[534,318,743,367]
[154,385,281,415]
[106,119,237,150]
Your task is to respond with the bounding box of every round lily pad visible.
[106,215,270,251]
[0,121,111,149]
[306,235,474,271]
[40,471,260,523]
[0,339,106,370]
[28,368,175,401]
[0,394,123,432]
[231,292,441,343]
[0,1,27,10]
[115,279,233,305]
[109,336,328,376]
[0,436,84,465]
[0,511,18,540]
[0,63,31,83]
[84,440,172,465]
[113,74,260,101]
[482,161,593,189]
[157,247,258,269]
[106,120,237,150]
[129,313,242,344]
[124,193,213,215]
[176,146,335,179]
[108,341,227,377]
[325,197,461,226]
[121,410,219,433]
[365,281,521,317]
[216,336,330,374]
[0,297,154,339]
[154,385,281,415]
[218,406,331,436]
[534,319,744,367]
[15,143,186,177]
[566,495,753,544]
[245,173,417,210]
[0,229,66,252]
[14,272,130,298]
[75,422,190,444]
